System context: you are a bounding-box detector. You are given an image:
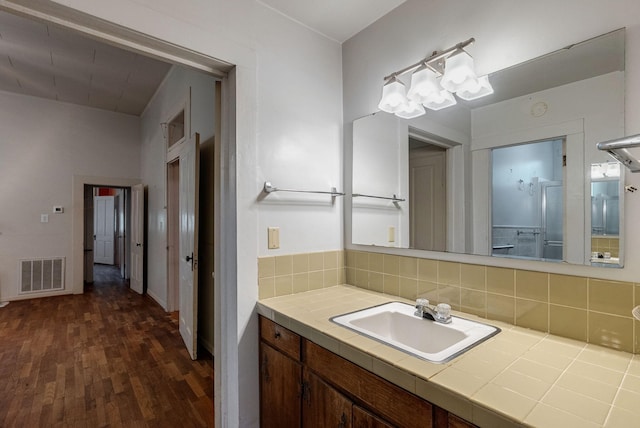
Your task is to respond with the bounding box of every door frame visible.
[73,176,141,294]
[166,158,181,312]
[17,4,242,425]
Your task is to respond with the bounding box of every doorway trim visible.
[15,3,245,425]
[72,176,142,295]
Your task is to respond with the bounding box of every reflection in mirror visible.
[409,137,446,251]
[491,139,564,261]
[590,162,622,266]
[351,28,625,267]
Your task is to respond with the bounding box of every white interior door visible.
[409,151,446,251]
[179,133,200,360]
[130,184,145,294]
[94,196,115,265]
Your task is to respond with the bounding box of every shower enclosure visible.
[541,181,563,260]
[491,139,564,261]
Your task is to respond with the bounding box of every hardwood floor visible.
[0,265,214,427]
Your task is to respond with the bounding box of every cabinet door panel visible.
[303,369,352,428]
[260,343,302,428]
[353,405,394,428]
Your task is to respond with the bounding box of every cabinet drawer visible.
[259,316,301,361]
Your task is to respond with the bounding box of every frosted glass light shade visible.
[440,51,478,93]
[423,88,457,111]
[407,65,440,104]
[457,75,494,100]
[395,99,425,119]
[378,77,408,113]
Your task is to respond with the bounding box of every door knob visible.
[185,255,193,262]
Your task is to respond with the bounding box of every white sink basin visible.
[331,302,500,363]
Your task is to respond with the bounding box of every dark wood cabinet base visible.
[259,315,476,428]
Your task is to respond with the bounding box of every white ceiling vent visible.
[19,258,65,294]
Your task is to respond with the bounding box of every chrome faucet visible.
[415,299,452,324]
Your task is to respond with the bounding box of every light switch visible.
[53,206,64,213]
[268,227,280,249]
[41,214,49,223]
[388,226,395,243]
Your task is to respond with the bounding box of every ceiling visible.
[0,11,171,116]
[0,2,406,115]
[258,0,406,43]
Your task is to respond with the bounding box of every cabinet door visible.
[260,343,302,428]
[449,414,476,428]
[303,369,352,428]
[353,405,394,428]
[434,405,477,428]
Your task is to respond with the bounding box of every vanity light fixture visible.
[378,76,408,114]
[377,37,493,118]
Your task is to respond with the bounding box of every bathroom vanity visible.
[258,285,640,427]
[259,315,474,427]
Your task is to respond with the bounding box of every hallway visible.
[0,266,213,427]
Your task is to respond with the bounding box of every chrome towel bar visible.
[352,193,405,202]
[263,181,344,197]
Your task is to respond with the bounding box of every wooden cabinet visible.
[352,406,394,428]
[259,343,301,427]
[302,369,352,428]
[433,406,476,428]
[259,316,476,428]
[259,317,302,428]
[304,340,431,428]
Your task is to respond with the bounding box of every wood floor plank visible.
[0,265,213,427]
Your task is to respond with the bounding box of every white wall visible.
[343,0,640,282]
[352,113,408,247]
[254,5,343,256]
[0,90,140,301]
[10,1,343,426]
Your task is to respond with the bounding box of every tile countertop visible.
[257,285,640,428]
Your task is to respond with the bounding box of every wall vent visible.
[19,258,65,294]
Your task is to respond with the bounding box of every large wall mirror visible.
[351,28,625,267]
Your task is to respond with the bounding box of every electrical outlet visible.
[268,227,280,249]
[388,226,395,242]
[41,214,49,223]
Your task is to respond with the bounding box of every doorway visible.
[83,185,131,285]
[408,139,447,251]
[491,138,564,260]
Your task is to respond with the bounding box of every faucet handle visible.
[416,298,429,309]
[436,303,451,319]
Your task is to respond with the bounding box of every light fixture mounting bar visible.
[383,37,475,81]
